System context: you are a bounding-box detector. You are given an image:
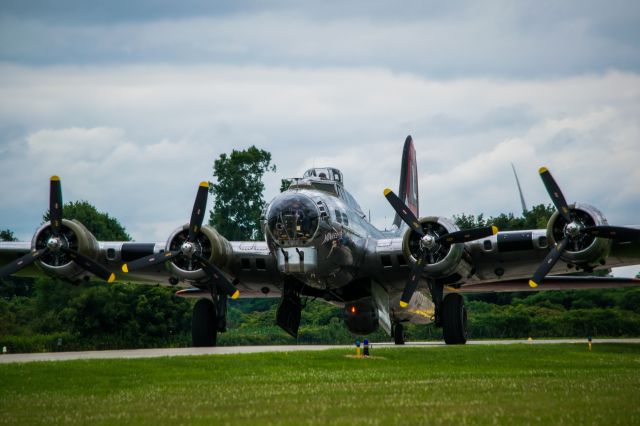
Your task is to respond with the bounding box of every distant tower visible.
[511,163,528,214]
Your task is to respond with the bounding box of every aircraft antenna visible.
[511,163,528,214]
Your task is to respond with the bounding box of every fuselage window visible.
[334,210,349,226]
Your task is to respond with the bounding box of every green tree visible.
[43,201,131,241]
[452,213,486,230]
[280,179,292,192]
[522,204,556,229]
[454,204,555,231]
[209,146,276,240]
[0,229,17,241]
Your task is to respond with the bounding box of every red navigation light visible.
[350,305,357,314]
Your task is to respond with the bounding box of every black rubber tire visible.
[192,298,217,347]
[393,322,406,345]
[442,293,467,344]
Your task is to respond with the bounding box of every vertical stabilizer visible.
[393,135,419,228]
[511,162,528,214]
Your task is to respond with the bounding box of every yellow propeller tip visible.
[231,290,240,299]
[399,301,409,308]
[50,175,60,181]
[108,273,116,283]
[538,167,548,174]
[528,280,538,288]
[383,188,392,196]
[121,264,129,273]
[491,225,498,235]
[199,181,209,188]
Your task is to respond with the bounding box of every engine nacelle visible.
[546,203,611,267]
[402,216,473,280]
[31,219,99,279]
[165,224,233,281]
[343,299,379,335]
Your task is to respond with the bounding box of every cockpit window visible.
[303,168,343,183]
[267,194,320,245]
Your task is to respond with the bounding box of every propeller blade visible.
[60,247,116,283]
[121,250,182,273]
[194,254,240,299]
[581,226,640,241]
[538,167,571,223]
[436,226,498,245]
[383,188,424,237]
[0,248,49,278]
[399,255,427,308]
[188,182,209,243]
[529,237,568,288]
[49,175,63,237]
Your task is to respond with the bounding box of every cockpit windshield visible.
[267,194,320,245]
[303,168,343,183]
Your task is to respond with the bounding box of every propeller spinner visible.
[121,182,240,299]
[0,176,116,283]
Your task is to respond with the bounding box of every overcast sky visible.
[1,1,639,247]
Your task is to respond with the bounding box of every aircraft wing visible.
[369,232,640,297]
[0,241,31,257]
[0,241,36,276]
[453,275,640,293]
[225,241,282,297]
[0,239,282,297]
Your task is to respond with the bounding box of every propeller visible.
[384,188,497,308]
[121,182,239,299]
[0,176,116,283]
[529,167,640,288]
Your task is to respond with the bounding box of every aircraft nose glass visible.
[267,194,319,245]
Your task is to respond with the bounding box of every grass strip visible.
[1,343,638,425]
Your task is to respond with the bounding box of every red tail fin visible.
[393,135,419,229]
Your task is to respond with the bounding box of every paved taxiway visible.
[1,338,639,364]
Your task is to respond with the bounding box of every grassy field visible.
[1,344,639,425]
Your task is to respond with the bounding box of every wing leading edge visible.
[453,275,640,293]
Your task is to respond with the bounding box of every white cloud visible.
[0,65,638,244]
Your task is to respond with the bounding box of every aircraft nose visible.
[266,193,320,245]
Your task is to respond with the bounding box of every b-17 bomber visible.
[1,136,639,346]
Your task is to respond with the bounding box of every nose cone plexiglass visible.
[267,194,320,245]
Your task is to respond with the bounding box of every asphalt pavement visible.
[1,338,638,364]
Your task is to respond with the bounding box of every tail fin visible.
[393,135,419,229]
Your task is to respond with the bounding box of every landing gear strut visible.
[393,322,405,345]
[441,293,467,344]
[429,281,444,327]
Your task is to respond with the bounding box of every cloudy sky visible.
[1,1,639,247]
